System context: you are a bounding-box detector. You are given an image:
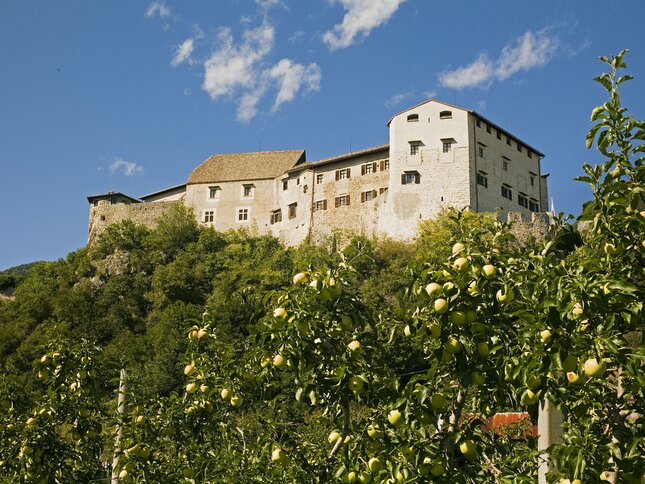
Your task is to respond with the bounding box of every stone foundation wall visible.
[88,201,178,244]
[507,211,550,243]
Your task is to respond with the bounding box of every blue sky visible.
[1,0,644,270]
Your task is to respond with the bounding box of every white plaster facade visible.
[87,99,548,245]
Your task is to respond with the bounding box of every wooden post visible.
[537,399,563,483]
[111,369,127,483]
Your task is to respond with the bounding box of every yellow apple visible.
[540,329,552,344]
[428,322,441,339]
[496,289,514,304]
[425,282,442,297]
[185,383,197,393]
[271,447,286,463]
[197,328,208,339]
[459,439,477,458]
[481,264,497,279]
[199,384,209,393]
[465,309,477,323]
[387,409,403,426]
[359,471,372,483]
[452,242,465,255]
[135,415,145,426]
[430,459,445,476]
[430,393,447,412]
[328,430,342,444]
[566,372,582,384]
[453,257,470,272]
[293,272,309,285]
[230,395,243,407]
[348,340,361,352]
[472,372,486,385]
[434,298,449,314]
[583,358,606,377]
[184,364,195,376]
[273,354,286,368]
[367,424,381,438]
[220,388,231,400]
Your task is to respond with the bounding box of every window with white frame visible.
[237,208,249,222]
[380,159,389,171]
[242,184,254,198]
[361,162,377,175]
[439,110,452,119]
[529,199,540,212]
[361,190,377,202]
[203,210,215,223]
[518,193,529,208]
[410,142,421,155]
[442,139,454,153]
[316,173,323,184]
[502,185,513,200]
[401,171,420,185]
[208,186,221,200]
[270,209,282,225]
[313,200,327,212]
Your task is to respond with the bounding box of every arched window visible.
[439,110,452,119]
[407,113,419,122]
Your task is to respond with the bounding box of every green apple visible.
[344,471,357,483]
[430,459,445,476]
[566,372,582,384]
[230,395,243,407]
[562,355,578,372]
[465,309,477,323]
[119,470,129,480]
[423,323,439,339]
[185,383,197,394]
[293,272,309,285]
[434,298,449,314]
[387,409,403,426]
[135,415,145,426]
[467,281,479,295]
[26,417,37,426]
[348,340,361,352]
[340,315,353,331]
[496,289,514,304]
[459,439,477,458]
[476,342,489,357]
[449,311,467,325]
[441,350,452,362]
[368,457,382,472]
[418,457,432,476]
[453,257,470,272]
[359,471,372,483]
[349,376,365,394]
[472,372,486,386]
[273,354,286,368]
[261,356,272,368]
[403,325,413,337]
[583,358,606,377]
[199,384,209,393]
[540,329,552,344]
[481,264,497,279]
[328,430,342,444]
[430,393,447,412]
[452,242,465,255]
[367,425,381,438]
[572,303,584,318]
[184,364,195,376]
[425,282,442,297]
[273,307,287,321]
[271,447,286,463]
[445,337,461,354]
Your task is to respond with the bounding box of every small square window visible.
[209,186,221,199]
[529,199,540,212]
[478,147,484,158]
[316,174,323,184]
[530,176,535,186]
[497,131,502,140]
[517,143,522,153]
[410,143,420,155]
[237,208,249,222]
[313,200,327,212]
[518,193,529,208]
[380,159,390,171]
[486,124,491,134]
[270,209,282,225]
[476,172,488,188]
[203,210,215,223]
[361,190,377,202]
[362,162,376,175]
[335,194,350,207]
[282,179,288,191]
[502,185,513,200]
[242,184,254,198]
[507,136,512,146]
[442,141,452,153]
[335,168,350,180]
[527,150,533,159]
[476,119,481,127]
[503,161,508,172]
[401,171,420,185]
[289,203,297,218]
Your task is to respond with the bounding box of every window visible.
[380,159,390,171]
[529,199,540,212]
[506,136,512,146]
[530,176,535,187]
[270,209,282,225]
[361,190,377,202]
[410,142,421,155]
[440,110,452,119]
[379,187,389,195]
[335,168,351,180]
[313,200,327,212]
[442,140,452,153]
[203,210,215,223]
[401,171,420,185]
[361,162,377,175]
[486,124,491,134]
[237,208,249,222]
[478,146,484,158]
[518,193,529,208]
[110,197,117,205]
[289,203,297,218]
[209,186,221,199]
[297,177,300,185]
[335,194,350,207]
[476,171,488,188]
[503,159,509,172]
[497,130,502,140]
[517,143,522,153]
[476,119,481,127]
[502,185,513,200]
[242,184,254,198]
[407,114,419,122]
[316,174,323,184]
[282,179,288,191]
[527,150,533,159]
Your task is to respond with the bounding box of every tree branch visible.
[330,399,350,457]
[445,389,466,464]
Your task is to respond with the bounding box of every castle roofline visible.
[87,192,141,204]
[387,98,544,158]
[288,144,389,173]
[140,183,186,202]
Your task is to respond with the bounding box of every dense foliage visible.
[0,52,643,483]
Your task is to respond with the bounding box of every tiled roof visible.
[187,150,306,184]
[87,192,141,204]
[288,144,389,172]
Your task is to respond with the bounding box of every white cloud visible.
[323,0,405,51]
[256,0,288,10]
[109,158,143,177]
[423,89,437,99]
[384,91,413,109]
[289,30,305,44]
[201,22,321,123]
[171,38,195,67]
[267,59,321,112]
[145,1,170,18]
[439,28,558,90]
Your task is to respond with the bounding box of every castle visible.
[87,99,550,245]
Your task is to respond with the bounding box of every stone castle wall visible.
[88,201,178,244]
